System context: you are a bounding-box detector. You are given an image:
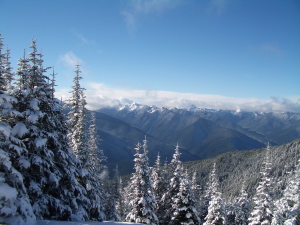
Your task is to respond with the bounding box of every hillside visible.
[94,111,198,175]
[184,138,300,202]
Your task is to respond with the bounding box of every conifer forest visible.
[0,35,299,225]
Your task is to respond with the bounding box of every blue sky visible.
[1,0,300,111]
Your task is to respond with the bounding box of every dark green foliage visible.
[184,139,300,202]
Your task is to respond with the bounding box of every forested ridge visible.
[185,139,300,201]
[0,35,299,225]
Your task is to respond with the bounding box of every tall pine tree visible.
[204,163,227,225]
[162,144,184,224]
[169,169,200,225]
[11,39,89,221]
[11,39,62,219]
[126,138,158,225]
[249,144,275,225]
[272,157,300,225]
[234,182,252,225]
[67,64,106,221]
[0,33,36,225]
[87,112,106,221]
[151,152,169,224]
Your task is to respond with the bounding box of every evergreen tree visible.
[204,163,227,225]
[191,171,201,218]
[103,164,119,222]
[249,144,275,225]
[272,158,300,225]
[113,165,126,221]
[11,39,89,221]
[67,64,106,221]
[122,177,134,221]
[159,157,173,223]
[86,112,106,221]
[191,171,200,198]
[162,144,184,224]
[2,47,14,91]
[126,138,158,225]
[199,162,218,223]
[12,40,61,219]
[116,180,127,221]
[0,34,36,225]
[151,152,168,223]
[234,182,252,225]
[67,67,90,164]
[88,112,106,173]
[169,169,200,225]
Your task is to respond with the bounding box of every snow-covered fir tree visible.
[10,39,92,221]
[0,34,36,225]
[67,65,105,221]
[191,171,201,218]
[116,179,127,222]
[234,182,252,225]
[88,112,106,174]
[126,138,158,225]
[164,144,184,224]
[122,176,134,221]
[2,47,14,91]
[169,169,200,225]
[151,152,169,224]
[11,39,65,219]
[86,112,106,221]
[204,163,227,225]
[111,164,126,221]
[272,157,300,225]
[191,171,200,199]
[151,152,162,200]
[248,144,275,225]
[199,164,216,223]
[67,66,90,164]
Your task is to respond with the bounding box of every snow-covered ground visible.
[37,221,142,225]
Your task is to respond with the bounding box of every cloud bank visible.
[55,82,300,113]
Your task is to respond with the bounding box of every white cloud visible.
[55,82,300,113]
[60,51,83,69]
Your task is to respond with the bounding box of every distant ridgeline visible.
[97,104,300,175]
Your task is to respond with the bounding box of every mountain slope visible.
[165,117,264,158]
[94,112,199,175]
[184,138,300,202]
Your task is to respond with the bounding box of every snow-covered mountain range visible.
[94,102,300,175]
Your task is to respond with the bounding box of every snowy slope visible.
[37,220,142,225]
